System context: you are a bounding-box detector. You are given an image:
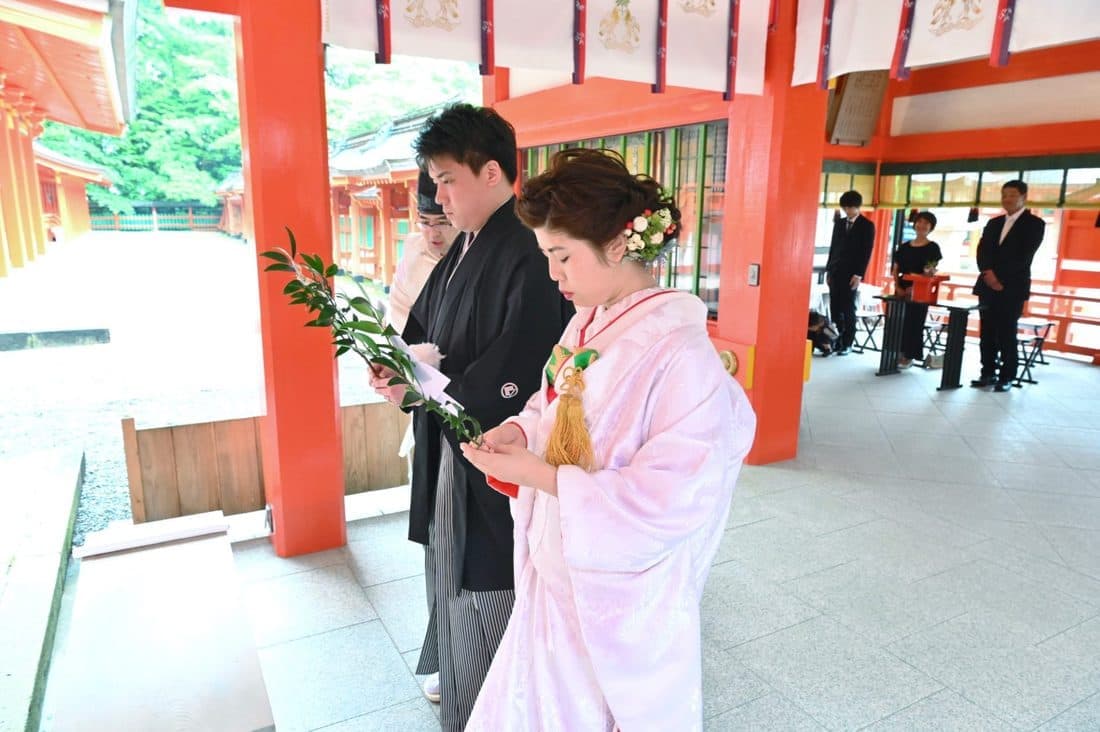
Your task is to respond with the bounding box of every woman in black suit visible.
[892,211,943,368]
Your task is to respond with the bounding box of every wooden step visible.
[43,513,274,732]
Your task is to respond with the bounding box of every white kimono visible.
[466,288,756,731]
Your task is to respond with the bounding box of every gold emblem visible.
[678,0,717,17]
[404,0,460,31]
[599,0,641,53]
[719,350,738,377]
[929,0,983,36]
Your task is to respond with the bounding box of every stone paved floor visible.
[234,350,1100,731]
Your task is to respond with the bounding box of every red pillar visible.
[168,0,345,556]
[0,98,28,269]
[715,0,829,464]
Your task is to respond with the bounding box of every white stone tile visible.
[1039,692,1100,731]
[1040,525,1100,577]
[961,434,1069,467]
[1003,489,1100,531]
[969,539,1100,606]
[863,689,1014,731]
[231,538,348,583]
[258,621,420,732]
[706,693,825,731]
[988,462,1100,495]
[888,614,1100,730]
[345,514,424,588]
[910,560,1098,645]
[702,561,821,649]
[700,645,773,720]
[242,563,378,648]
[749,486,880,537]
[363,575,430,654]
[732,616,942,730]
[1051,445,1100,471]
[316,698,440,731]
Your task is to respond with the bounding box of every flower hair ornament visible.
[623,207,678,263]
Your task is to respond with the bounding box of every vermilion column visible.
[166,0,346,556]
[714,0,829,464]
[0,97,26,270]
[24,114,49,255]
[2,88,36,265]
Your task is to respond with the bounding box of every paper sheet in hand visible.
[389,335,465,416]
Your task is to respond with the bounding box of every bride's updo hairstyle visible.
[517,148,682,263]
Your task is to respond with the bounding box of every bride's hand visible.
[479,422,527,452]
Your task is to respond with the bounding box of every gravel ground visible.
[0,232,376,546]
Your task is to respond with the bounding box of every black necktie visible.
[846,219,853,233]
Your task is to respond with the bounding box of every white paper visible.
[388,335,466,414]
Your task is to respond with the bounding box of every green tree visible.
[39,0,240,211]
[38,1,480,212]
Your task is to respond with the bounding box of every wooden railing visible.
[91,208,222,232]
[934,279,1099,360]
[123,402,410,523]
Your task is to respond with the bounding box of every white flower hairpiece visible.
[621,207,677,263]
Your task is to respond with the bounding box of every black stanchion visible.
[938,304,981,390]
[875,296,906,376]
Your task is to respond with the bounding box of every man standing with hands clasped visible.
[971,180,1045,392]
[826,190,876,355]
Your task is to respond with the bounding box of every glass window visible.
[1064,168,1100,206]
[979,170,1020,205]
[698,122,727,318]
[852,174,876,205]
[824,173,853,206]
[908,173,943,205]
[1022,169,1065,206]
[878,174,908,207]
[942,172,979,205]
[668,126,700,295]
[624,132,649,176]
[360,214,375,250]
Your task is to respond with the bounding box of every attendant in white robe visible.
[386,169,458,333]
[460,149,756,731]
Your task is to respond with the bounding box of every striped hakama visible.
[416,440,514,731]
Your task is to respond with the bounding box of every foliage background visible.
[39,0,480,213]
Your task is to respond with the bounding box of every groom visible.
[371,103,571,730]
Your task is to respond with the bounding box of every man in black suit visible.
[370,104,572,730]
[971,180,1045,392]
[825,190,876,355]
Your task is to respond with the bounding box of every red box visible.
[901,273,951,305]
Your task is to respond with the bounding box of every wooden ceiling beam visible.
[12,24,89,128]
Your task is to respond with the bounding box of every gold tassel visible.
[545,367,595,471]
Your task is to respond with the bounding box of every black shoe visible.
[836,348,850,356]
[994,382,1013,392]
[970,377,995,388]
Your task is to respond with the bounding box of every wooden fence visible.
[123,403,410,523]
[91,208,221,232]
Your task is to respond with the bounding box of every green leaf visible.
[325,263,339,278]
[286,226,298,257]
[335,345,350,356]
[282,280,300,295]
[348,297,375,315]
[260,250,290,263]
[345,321,382,334]
[264,263,296,273]
[401,392,423,409]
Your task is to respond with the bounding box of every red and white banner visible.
[666,0,766,95]
[827,0,903,78]
[322,0,378,54]
[1010,0,1100,53]
[390,0,482,64]
[905,0,996,68]
[584,0,660,86]
[495,2,573,73]
[791,0,825,86]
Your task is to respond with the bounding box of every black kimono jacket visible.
[402,197,574,592]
